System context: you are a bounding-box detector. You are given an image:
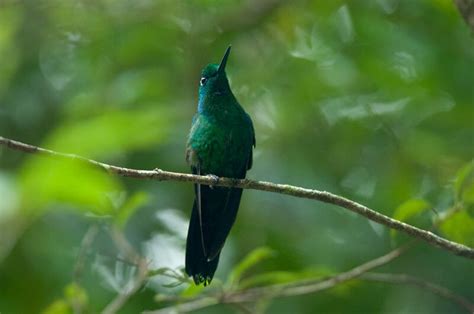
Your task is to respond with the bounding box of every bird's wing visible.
[197,182,243,261]
[190,164,235,261]
[245,112,256,170]
[201,162,248,260]
[205,185,243,260]
[192,164,207,257]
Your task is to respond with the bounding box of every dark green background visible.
[0,0,473,313]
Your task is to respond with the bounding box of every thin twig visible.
[360,272,474,313]
[101,227,149,314]
[227,302,254,314]
[231,244,409,301]
[146,244,473,314]
[144,245,408,313]
[74,224,100,283]
[1,135,473,259]
[155,244,468,313]
[152,297,219,314]
[454,0,474,33]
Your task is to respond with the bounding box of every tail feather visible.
[185,184,243,285]
[207,187,242,260]
[185,198,220,285]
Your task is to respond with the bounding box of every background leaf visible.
[19,157,120,216]
[227,246,275,288]
[440,210,474,247]
[114,192,149,229]
[454,161,474,206]
[390,199,431,241]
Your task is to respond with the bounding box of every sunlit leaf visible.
[227,247,275,287]
[44,108,172,158]
[41,282,88,314]
[392,199,431,221]
[114,192,149,229]
[179,282,205,298]
[239,269,330,289]
[454,160,474,204]
[239,266,357,296]
[64,283,88,308]
[440,210,474,247]
[390,199,431,240]
[19,157,120,216]
[17,107,172,217]
[42,300,70,314]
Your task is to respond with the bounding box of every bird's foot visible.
[153,168,164,180]
[207,174,219,188]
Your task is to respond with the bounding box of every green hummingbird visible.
[185,46,255,285]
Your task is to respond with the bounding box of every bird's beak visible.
[217,45,232,74]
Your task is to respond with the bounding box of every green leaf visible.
[454,160,474,203]
[227,247,275,287]
[41,283,88,314]
[239,268,334,289]
[239,266,356,296]
[64,283,88,307]
[440,210,474,247]
[179,282,205,298]
[42,300,71,314]
[390,199,431,240]
[392,199,431,221]
[20,157,120,216]
[44,108,172,158]
[114,192,149,229]
[17,108,171,218]
[239,271,301,288]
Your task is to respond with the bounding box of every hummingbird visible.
[185,46,255,285]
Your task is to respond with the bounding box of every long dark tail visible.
[185,184,243,285]
[185,198,220,285]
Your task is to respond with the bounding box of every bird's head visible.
[198,46,232,99]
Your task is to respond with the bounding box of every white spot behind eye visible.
[200,77,207,86]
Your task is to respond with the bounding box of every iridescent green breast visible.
[186,113,253,178]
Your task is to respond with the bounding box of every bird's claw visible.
[207,174,219,188]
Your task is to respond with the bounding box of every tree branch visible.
[1,135,473,259]
[74,224,100,283]
[146,244,473,313]
[227,244,409,302]
[454,0,474,33]
[360,272,474,313]
[102,227,149,314]
[145,247,405,313]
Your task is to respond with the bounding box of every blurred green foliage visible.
[0,0,473,313]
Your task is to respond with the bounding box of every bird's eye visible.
[200,77,207,86]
